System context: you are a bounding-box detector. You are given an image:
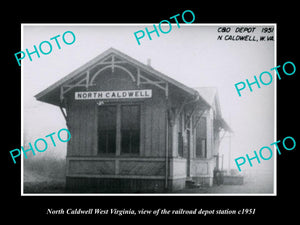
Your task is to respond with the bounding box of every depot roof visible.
[35,47,206,106]
[35,48,232,132]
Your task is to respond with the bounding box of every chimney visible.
[147,58,151,67]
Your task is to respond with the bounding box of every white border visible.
[21,23,277,196]
[21,25,24,195]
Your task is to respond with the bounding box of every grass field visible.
[23,157,66,193]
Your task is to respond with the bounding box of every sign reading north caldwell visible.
[75,89,152,100]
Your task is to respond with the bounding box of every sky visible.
[22,24,275,172]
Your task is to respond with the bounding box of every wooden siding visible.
[69,159,115,175]
[66,100,97,156]
[119,161,164,176]
[143,95,166,157]
[67,157,165,178]
[66,177,167,193]
[65,78,167,158]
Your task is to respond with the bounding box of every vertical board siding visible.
[139,104,145,156]
[80,102,85,155]
[67,101,78,156]
[144,103,152,157]
[82,102,96,156]
[158,106,166,157]
[151,105,159,156]
[67,99,97,156]
[143,97,166,157]
[85,104,92,155]
[66,85,167,158]
[80,103,86,155]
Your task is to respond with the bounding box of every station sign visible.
[75,89,152,100]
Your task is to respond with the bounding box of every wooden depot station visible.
[35,48,231,193]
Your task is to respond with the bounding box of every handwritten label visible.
[216,26,274,42]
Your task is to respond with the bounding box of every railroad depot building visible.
[35,48,231,193]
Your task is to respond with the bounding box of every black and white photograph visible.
[22,24,276,195]
[3,4,299,221]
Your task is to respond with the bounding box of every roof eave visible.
[35,47,197,103]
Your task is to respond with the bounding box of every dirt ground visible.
[175,171,274,194]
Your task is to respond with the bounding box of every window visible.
[97,106,117,154]
[97,104,140,155]
[121,105,140,154]
[196,117,207,158]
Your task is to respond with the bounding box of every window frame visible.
[195,116,207,159]
[120,104,141,155]
[97,105,117,156]
[96,102,142,156]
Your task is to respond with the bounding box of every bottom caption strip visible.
[46,208,256,216]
